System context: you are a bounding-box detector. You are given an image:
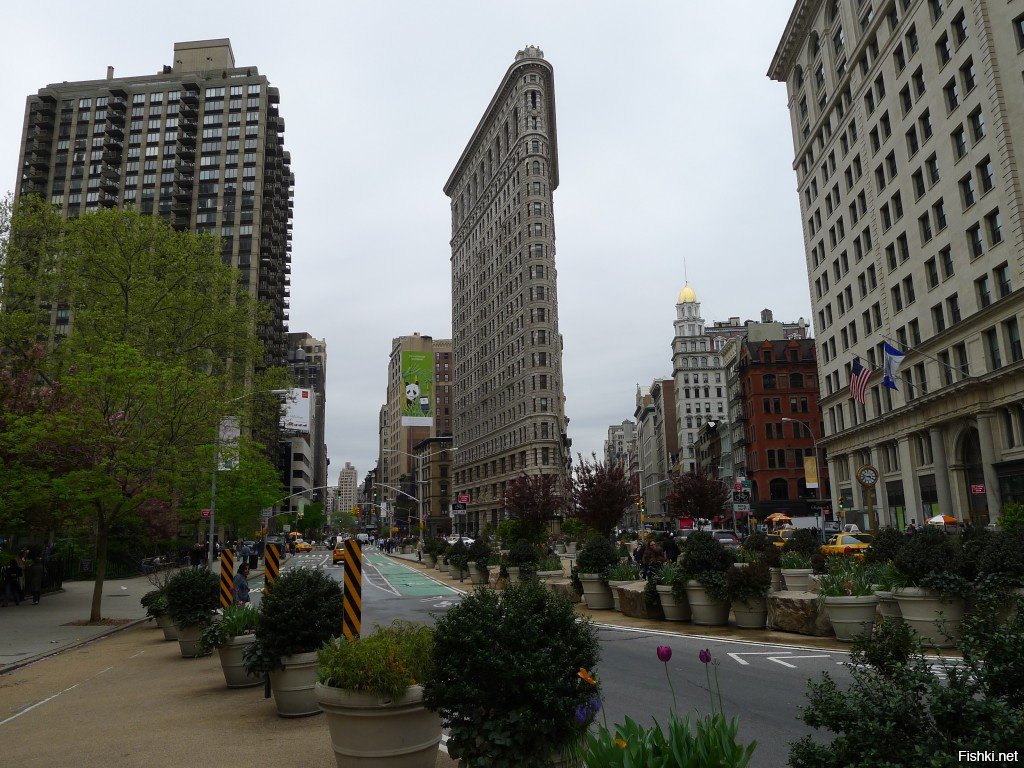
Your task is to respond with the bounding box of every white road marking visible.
[0,666,113,726]
[728,651,794,665]
[766,654,834,669]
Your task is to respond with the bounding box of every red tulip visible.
[657,645,672,663]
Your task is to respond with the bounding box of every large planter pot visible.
[608,580,634,612]
[401,545,413,555]
[434,559,445,572]
[579,573,614,610]
[822,595,880,642]
[467,563,489,586]
[156,614,178,641]
[554,542,567,554]
[874,590,903,622]
[536,569,564,583]
[893,587,965,648]
[269,651,322,718]
[769,568,783,592]
[175,624,210,658]
[217,634,262,688]
[684,580,730,626]
[315,682,441,768]
[565,541,578,555]
[655,584,691,621]
[781,568,813,591]
[505,566,521,586]
[732,597,768,629]
[425,554,437,567]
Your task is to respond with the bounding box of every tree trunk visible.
[90,506,108,622]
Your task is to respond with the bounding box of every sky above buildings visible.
[1,0,812,486]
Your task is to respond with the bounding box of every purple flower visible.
[657,645,672,663]
[574,695,601,725]
[699,648,712,664]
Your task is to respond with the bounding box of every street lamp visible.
[781,417,828,532]
[207,388,290,566]
[382,446,453,545]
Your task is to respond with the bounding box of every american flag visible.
[850,357,873,404]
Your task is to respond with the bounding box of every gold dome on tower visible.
[677,283,698,303]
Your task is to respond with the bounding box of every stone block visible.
[547,579,581,603]
[615,581,664,620]
[767,591,833,636]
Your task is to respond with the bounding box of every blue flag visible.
[883,342,906,390]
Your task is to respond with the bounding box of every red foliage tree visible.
[503,472,565,545]
[570,453,633,538]
[665,470,730,522]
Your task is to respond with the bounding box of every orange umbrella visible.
[765,513,791,523]
[926,514,958,525]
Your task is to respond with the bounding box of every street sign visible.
[457,493,471,504]
[732,503,751,513]
[451,502,467,511]
[733,490,751,504]
[282,524,291,532]
[201,508,211,519]
[971,484,985,494]
[261,510,272,520]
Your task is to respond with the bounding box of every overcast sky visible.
[1,1,813,487]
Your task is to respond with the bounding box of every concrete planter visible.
[270,651,322,718]
[536,569,564,583]
[732,597,768,629]
[893,587,965,648]
[655,584,690,621]
[822,595,879,642]
[401,545,413,555]
[565,541,578,555]
[874,590,902,622]
[175,624,209,658]
[579,573,613,610]
[425,555,437,567]
[505,566,521,586]
[467,562,489,586]
[156,614,178,641]
[314,683,441,768]
[217,634,262,688]
[608,580,633,612]
[554,542,567,554]
[684,581,730,626]
[781,568,813,591]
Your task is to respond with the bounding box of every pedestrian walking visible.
[4,556,24,605]
[232,564,251,604]
[25,556,44,605]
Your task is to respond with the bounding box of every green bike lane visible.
[362,550,462,598]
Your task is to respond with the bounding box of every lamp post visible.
[639,477,672,531]
[207,389,290,566]
[781,417,827,536]
[382,446,452,545]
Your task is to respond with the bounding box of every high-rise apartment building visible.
[16,39,293,366]
[770,1,1024,526]
[445,46,571,534]
[604,420,635,467]
[337,461,358,516]
[287,332,328,498]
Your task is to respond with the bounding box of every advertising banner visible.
[400,351,434,426]
[803,455,819,489]
[282,388,312,432]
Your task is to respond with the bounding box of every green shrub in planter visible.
[467,538,492,571]
[576,536,619,582]
[782,529,819,558]
[817,556,874,600]
[725,563,771,603]
[245,568,344,674]
[607,560,641,581]
[318,621,434,700]
[561,516,596,543]
[165,567,220,629]
[424,581,600,767]
[976,527,1024,587]
[141,588,168,619]
[999,502,1024,533]
[657,561,681,587]
[892,525,969,597]
[537,555,563,572]
[448,540,470,571]
[199,603,259,653]
[742,530,770,554]
[863,526,905,565]
[810,552,827,574]
[761,544,782,568]
[679,531,733,601]
[506,538,539,576]
[423,537,445,561]
[780,551,813,570]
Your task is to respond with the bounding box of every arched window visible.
[532,160,541,174]
[770,478,790,500]
[763,373,777,390]
[790,373,805,388]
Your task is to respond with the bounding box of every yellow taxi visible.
[820,533,873,557]
[767,529,797,548]
[332,540,345,564]
[294,539,313,553]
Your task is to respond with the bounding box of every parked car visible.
[767,529,798,548]
[445,534,475,546]
[820,532,873,557]
[294,539,312,553]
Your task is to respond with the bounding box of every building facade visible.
[287,332,328,501]
[337,461,358,516]
[635,379,678,526]
[604,420,635,467]
[770,0,1024,526]
[445,46,571,534]
[16,39,293,366]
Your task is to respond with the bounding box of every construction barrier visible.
[342,539,362,640]
[264,543,280,586]
[219,548,235,608]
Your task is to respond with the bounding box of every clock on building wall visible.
[856,465,878,487]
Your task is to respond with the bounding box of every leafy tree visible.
[1,202,268,621]
[570,453,632,537]
[503,471,565,545]
[665,470,729,523]
[298,501,325,539]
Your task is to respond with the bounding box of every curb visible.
[0,616,152,676]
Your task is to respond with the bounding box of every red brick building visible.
[738,338,830,521]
